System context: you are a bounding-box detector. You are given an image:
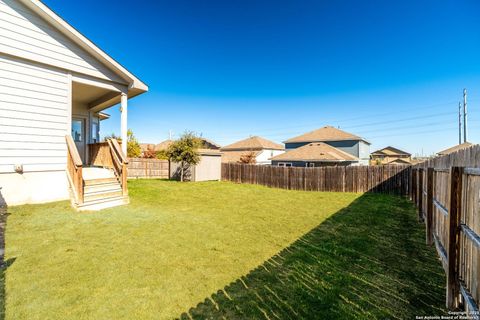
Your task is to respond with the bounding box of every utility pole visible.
[463,88,468,143]
[459,102,462,144]
[169,130,173,140]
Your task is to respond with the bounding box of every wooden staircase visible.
[66,136,129,211]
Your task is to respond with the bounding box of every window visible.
[72,120,83,142]
[91,123,99,143]
[278,162,292,167]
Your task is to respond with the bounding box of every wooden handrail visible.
[65,135,83,204]
[111,139,129,164]
[66,135,82,168]
[107,138,128,196]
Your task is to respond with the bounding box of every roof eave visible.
[272,159,357,162]
[284,138,370,145]
[23,0,149,93]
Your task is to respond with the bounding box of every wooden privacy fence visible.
[412,144,480,313]
[127,158,169,179]
[222,163,411,194]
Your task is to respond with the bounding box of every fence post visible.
[426,167,434,245]
[409,167,414,199]
[418,168,424,221]
[446,166,463,309]
[412,168,417,205]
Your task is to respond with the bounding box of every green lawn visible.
[2,180,445,319]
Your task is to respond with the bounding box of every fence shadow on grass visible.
[0,190,14,320]
[179,193,446,319]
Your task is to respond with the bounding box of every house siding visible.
[272,160,355,167]
[0,54,69,173]
[0,0,125,83]
[358,141,370,165]
[286,140,361,157]
[284,140,370,166]
[256,149,284,165]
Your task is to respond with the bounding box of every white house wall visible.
[0,170,69,206]
[256,149,285,165]
[0,54,69,173]
[0,0,125,84]
[0,54,70,205]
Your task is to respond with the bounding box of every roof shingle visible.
[371,146,411,156]
[221,136,284,151]
[284,126,369,144]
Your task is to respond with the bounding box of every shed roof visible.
[221,136,284,151]
[284,126,370,144]
[271,142,358,162]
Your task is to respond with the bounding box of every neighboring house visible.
[271,142,358,167]
[283,126,370,165]
[140,138,221,156]
[220,136,285,165]
[437,142,473,156]
[370,146,412,165]
[0,0,148,209]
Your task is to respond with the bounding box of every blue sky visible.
[45,0,480,156]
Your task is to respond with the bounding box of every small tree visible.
[103,132,121,142]
[239,151,257,164]
[127,129,141,158]
[156,150,169,160]
[168,131,202,181]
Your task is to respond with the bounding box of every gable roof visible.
[19,0,148,96]
[200,138,221,150]
[383,158,412,165]
[371,146,411,156]
[437,142,473,156]
[155,140,174,151]
[221,136,284,151]
[284,126,370,144]
[271,142,358,162]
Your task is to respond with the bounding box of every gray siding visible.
[286,140,362,157]
[358,141,370,165]
[272,160,355,167]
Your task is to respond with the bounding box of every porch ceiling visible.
[72,81,114,105]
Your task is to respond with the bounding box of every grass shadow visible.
[179,193,446,319]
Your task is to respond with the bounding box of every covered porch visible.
[65,75,135,210]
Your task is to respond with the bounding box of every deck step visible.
[83,177,119,186]
[84,183,122,194]
[84,190,123,202]
[67,167,128,211]
[76,195,129,211]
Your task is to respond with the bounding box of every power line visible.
[219,100,459,136]
[217,110,460,140]
[364,126,458,140]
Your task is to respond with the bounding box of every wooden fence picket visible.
[221,163,410,194]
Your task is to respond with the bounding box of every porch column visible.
[120,92,128,156]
